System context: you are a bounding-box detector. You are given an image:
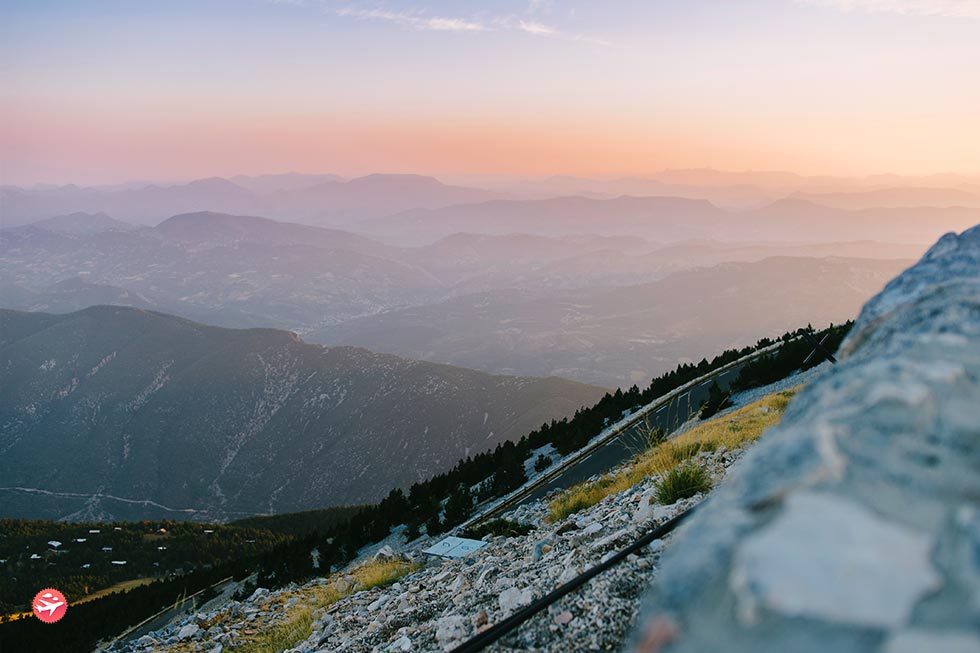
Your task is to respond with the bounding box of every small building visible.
[30,553,41,559]
[74,538,87,543]
[81,563,91,569]
[47,540,62,548]
[110,560,127,565]
[88,529,100,534]
[101,546,113,552]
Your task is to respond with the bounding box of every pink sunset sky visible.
[2,0,979,186]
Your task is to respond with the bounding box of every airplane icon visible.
[34,593,64,616]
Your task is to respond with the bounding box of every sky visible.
[2,0,979,185]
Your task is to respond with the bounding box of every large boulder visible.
[630,224,980,653]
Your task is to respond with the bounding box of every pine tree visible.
[699,381,733,419]
[443,484,474,526]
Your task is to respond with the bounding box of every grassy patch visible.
[238,606,317,653]
[546,388,797,522]
[236,557,419,653]
[655,463,712,504]
[353,557,419,591]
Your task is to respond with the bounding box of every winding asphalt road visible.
[518,366,743,505]
[460,340,794,530]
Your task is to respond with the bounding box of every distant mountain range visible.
[0,174,502,228]
[6,171,980,236]
[356,195,980,245]
[0,306,604,522]
[0,211,442,330]
[0,210,932,339]
[312,256,914,387]
[790,187,980,210]
[356,196,727,245]
[29,211,136,236]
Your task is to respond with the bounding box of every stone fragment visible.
[553,610,573,625]
[883,630,980,653]
[498,586,533,614]
[731,491,941,628]
[434,615,468,650]
[472,609,488,628]
[177,624,201,640]
[247,588,269,603]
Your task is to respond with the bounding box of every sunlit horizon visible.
[4,0,980,186]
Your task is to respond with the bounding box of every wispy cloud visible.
[799,0,980,18]
[279,2,607,44]
[573,33,612,47]
[335,7,487,31]
[517,20,559,35]
[333,6,566,36]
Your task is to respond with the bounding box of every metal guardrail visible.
[457,337,797,531]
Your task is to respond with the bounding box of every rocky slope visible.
[0,306,604,522]
[101,412,759,653]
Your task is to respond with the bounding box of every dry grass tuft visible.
[546,388,797,522]
[235,557,419,653]
[654,463,712,504]
[353,557,419,591]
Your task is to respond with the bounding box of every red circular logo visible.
[32,588,68,624]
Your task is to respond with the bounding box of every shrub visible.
[425,513,444,537]
[534,454,552,472]
[655,464,712,505]
[699,381,733,419]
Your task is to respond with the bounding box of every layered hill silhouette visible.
[313,256,914,386]
[0,306,604,522]
[358,195,980,245]
[0,174,501,228]
[2,211,931,342]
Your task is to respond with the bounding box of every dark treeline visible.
[0,519,285,615]
[730,322,852,392]
[0,559,250,653]
[229,505,367,537]
[0,322,852,653]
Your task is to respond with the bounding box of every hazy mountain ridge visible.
[0,174,502,228]
[0,306,605,522]
[357,195,980,245]
[792,186,980,210]
[1,210,933,341]
[312,256,913,386]
[0,212,444,331]
[356,195,729,245]
[29,211,136,235]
